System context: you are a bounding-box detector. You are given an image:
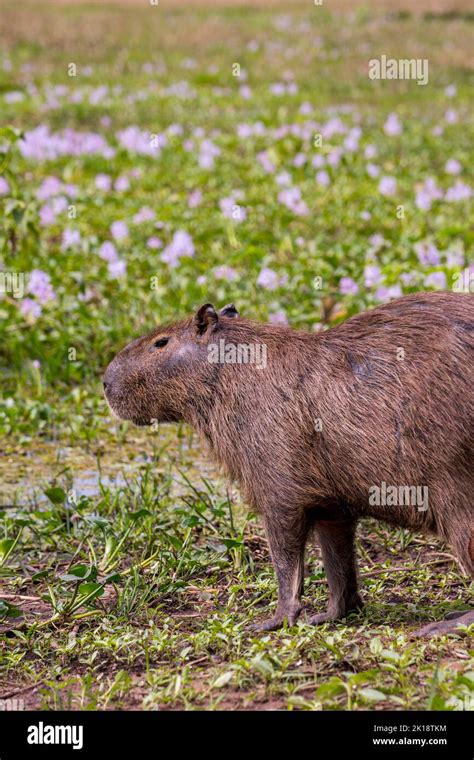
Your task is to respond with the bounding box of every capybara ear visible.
[194,303,218,336]
[220,303,239,318]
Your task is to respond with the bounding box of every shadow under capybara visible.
[104,292,474,636]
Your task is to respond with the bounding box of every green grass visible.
[0,0,473,710]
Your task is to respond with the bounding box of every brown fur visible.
[104,292,474,633]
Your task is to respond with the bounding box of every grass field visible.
[0,0,473,710]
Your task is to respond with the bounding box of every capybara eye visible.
[153,337,169,349]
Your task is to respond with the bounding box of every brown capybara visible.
[104,292,474,636]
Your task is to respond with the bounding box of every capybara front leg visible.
[250,513,309,632]
[307,519,363,625]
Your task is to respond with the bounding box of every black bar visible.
[0,710,471,758]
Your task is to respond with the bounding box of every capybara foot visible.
[413,610,474,637]
[306,596,363,626]
[250,606,301,632]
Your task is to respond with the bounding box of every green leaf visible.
[0,600,23,619]
[358,688,386,702]
[60,564,97,583]
[44,487,67,505]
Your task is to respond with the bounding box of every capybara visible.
[104,292,474,635]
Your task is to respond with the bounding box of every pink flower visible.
[111,221,128,241]
[339,277,359,296]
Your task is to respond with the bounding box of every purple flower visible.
[257,267,279,290]
[187,190,202,208]
[39,204,56,226]
[378,176,397,196]
[414,242,441,267]
[114,175,130,192]
[424,271,447,289]
[116,126,163,156]
[364,144,377,159]
[375,284,402,302]
[415,177,442,211]
[214,265,238,281]
[257,151,276,174]
[95,174,112,192]
[445,159,461,175]
[278,186,308,216]
[219,196,247,222]
[383,113,402,136]
[133,206,155,224]
[366,163,380,178]
[111,221,129,241]
[99,241,118,262]
[364,265,383,288]
[20,125,112,161]
[19,298,42,320]
[445,180,472,202]
[147,236,162,249]
[276,171,291,186]
[36,176,63,200]
[160,230,195,267]
[108,259,127,278]
[28,269,55,304]
[339,277,359,296]
[198,139,220,169]
[446,249,464,268]
[0,176,10,195]
[61,228,81,251]
[269,310,288,326]
[315,170,330,187]
[293,152,307,168]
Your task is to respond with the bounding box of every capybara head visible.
[104,303,240,426]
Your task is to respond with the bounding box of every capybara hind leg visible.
[307,519,363,625]
[414,610,474,637]
[414,524,474,637]
[250,512,309,632]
